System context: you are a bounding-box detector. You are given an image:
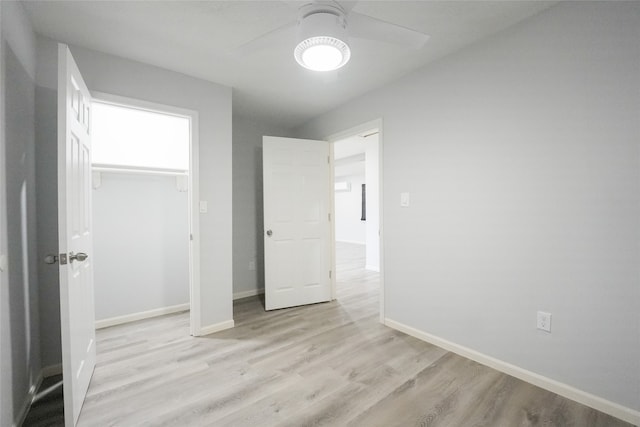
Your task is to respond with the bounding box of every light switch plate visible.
[0,253,6,272]
[400,192,410,207]
[199,201,208,213]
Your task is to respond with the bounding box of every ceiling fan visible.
[238,1,430,72]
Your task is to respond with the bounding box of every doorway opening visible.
[90,93,200,335]
[330,121,383,321]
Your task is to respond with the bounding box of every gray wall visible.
[296,2,640,413]
[93,173,189,320]
[1,1,41,424]
[232,116,291,299]
[35,36,233,361]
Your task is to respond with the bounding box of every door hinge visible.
[327,156,330,164]
[190,233,193,241]
[329,270,332,279]
[328,213,331,221]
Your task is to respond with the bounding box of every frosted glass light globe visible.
[294,36,350,71]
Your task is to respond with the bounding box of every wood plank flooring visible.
[75,243,633,427]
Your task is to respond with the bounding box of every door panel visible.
[263,136,331,310]
[58,44,95,426]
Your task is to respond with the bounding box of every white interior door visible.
[263,136,331,310]
[58,44,96,426]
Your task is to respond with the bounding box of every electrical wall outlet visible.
[537,311,552,332]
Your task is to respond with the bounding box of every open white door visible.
[58,44,96,426]
[263,136,331,310]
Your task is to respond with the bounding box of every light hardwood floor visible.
[78,243,633,426]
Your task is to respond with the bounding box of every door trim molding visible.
[90,91,202,336]
[326,118,384,322]
[196,319,235,337]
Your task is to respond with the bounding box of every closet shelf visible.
[92,163,188,177]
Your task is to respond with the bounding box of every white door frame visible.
[326,118,384,322]
[89,92,201,336]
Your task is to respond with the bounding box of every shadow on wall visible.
[4,43,42,419]
[34,85,61,369]
[254,145,264,291]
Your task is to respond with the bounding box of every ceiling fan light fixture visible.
[295,36,350,71]
[294,9,350,72]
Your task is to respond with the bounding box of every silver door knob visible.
[266,230,273,236]
[69,252,88,263]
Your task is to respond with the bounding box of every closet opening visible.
[90,93,200,335]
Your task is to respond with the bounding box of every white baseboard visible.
[95,303,190,329]
[14,369,44,427]
[196,319,235,337]
[365,264,380,272]
[335,240,365,245]
[233,288,264,300]
[41,363,62,378]
[384,318,640,426]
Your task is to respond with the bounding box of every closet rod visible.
[92,164,188,177]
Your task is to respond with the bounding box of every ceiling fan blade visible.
[281,0,307,10]
[281,0,358,13]
[235,21,296,55]
[336,1,359,13]
[348,11,429,49]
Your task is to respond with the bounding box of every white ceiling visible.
[23,1,556,129]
